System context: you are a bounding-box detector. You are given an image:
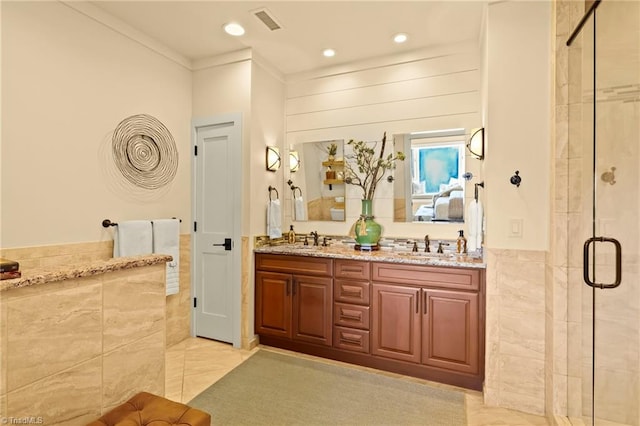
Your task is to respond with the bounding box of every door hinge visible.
[193,221,197,232]
[194,145,198,156]
[193,297,197,308]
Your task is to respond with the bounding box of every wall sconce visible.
[265,146,281,172]
[289,150,300,173]
[467,128,484,160]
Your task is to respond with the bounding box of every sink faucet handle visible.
[424,235,430,253]
[437,241,450,253]
[412,241,418,252]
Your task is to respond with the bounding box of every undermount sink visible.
[395,251,455,257]
[394,251,483,263]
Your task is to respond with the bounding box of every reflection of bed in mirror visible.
[433,187,463,221]
[413,186,464,222]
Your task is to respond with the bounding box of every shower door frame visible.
[567,0,640,424]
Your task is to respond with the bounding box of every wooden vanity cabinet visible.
[371,262,482,377]
[255,254,333,346]
[255,253,485,391]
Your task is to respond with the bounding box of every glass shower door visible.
[568,1,640,425]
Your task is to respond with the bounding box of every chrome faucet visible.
[424,235,430,253]
[310,231,319,246]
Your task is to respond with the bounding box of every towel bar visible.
[102,218,182,228]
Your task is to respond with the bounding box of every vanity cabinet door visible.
[371,283,421,363]
[255,271,292,339]
[422,289,479,374]
[292,275,333,346]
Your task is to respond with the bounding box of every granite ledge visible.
[0,254,172,292]
[254,244,486,269]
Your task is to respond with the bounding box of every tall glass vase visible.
[354,199,381,249]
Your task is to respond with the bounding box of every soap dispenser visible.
[456,230,467,254]
[288,225,296,244]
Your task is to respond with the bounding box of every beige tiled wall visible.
[1,236,193,349]
[484,248,547,415]
[0,265,166,423]
[166,235,192,347]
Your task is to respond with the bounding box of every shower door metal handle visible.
[583,236,622,289]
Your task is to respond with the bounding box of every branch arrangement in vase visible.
[344,132,405,200]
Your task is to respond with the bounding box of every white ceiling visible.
[91,1,486,75]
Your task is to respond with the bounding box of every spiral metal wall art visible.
[112,114,178,190]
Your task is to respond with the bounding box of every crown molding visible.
[61,1,192,70]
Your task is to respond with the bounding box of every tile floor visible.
[166,337,551,425]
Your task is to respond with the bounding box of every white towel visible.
[467,199,484,252]
[152,219,180,296]
[113,220,153,258]
[294,197,307,221]
[267,199,282,239]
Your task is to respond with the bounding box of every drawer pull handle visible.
[340,334,362,344]
[340,313,362,321]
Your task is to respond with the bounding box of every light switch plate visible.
[509,218,523,238]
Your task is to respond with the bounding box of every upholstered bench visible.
[87,392,211,426]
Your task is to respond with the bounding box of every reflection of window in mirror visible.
[394,129,466,223]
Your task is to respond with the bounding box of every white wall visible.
[1,1,192,248]
[249,58,285,239]
[485,1,552,251]
[284,42,483,240]
[192,51,253,236]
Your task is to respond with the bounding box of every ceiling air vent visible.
[253,8,282,31]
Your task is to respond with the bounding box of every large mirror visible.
[289,139,346,222]
[393,129,467,223]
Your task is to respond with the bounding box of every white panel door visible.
[193,115,241,345]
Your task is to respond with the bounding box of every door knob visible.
[213,238,232,251]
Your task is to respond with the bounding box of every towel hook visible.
[510,171,522,187]
[268,186,279,200]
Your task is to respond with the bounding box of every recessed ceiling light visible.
[224,22,245,36]
[323,48,336,58]
[393,33,408,44]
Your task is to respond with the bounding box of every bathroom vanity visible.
[254,246,485,390]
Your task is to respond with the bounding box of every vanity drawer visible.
[333,326,370,354]
[334,279,370,305]
[372,262,480,291]
[334,260,370,280]
[255,253,333,276]
[334,303,370,330]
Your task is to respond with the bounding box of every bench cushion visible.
[87,392,211,426]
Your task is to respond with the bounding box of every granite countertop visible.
[0,254,172,292]
[254,244,486,269]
